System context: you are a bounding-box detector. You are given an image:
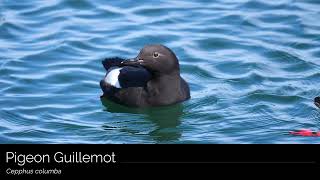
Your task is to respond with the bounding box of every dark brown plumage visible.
[100,44,190,107]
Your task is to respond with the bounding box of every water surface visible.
[0,0,320,143]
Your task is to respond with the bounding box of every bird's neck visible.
[152,71,181,91]
[154,70,180,80]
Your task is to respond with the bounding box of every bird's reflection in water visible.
[100,97,183,143]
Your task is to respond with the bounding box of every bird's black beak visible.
[121,57,143,66]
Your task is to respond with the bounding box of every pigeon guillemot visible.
[315,97,320,109]
[100,44,190,107]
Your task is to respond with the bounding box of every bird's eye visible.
[153,52,159,58]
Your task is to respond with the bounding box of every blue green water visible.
[0,0,320,143]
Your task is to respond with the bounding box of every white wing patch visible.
[104,67,122,88]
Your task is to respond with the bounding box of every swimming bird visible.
[288,97,320,137]
[100,44,190,107]
[314,97,320,109]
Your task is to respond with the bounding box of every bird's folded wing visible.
[118,66,152,88]
[102,57,126,71]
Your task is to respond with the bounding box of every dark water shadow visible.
[100,97,184,143]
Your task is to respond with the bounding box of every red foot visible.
[289,129,320,137]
